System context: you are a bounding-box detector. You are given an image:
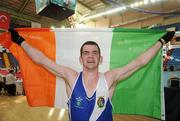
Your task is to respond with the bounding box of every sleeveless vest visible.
[68,72,112,121]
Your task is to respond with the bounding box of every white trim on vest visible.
[89,73,109,121]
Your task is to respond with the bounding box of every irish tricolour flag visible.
[0,28,166,119]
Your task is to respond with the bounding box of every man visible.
[5,69,17,96]
[9,29,174,121]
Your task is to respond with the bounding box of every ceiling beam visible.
[18,0,31,13]
[78,0,93,11]
[100,0,109,6]
[111,8,180,27]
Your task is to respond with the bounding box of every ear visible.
[99,56,103,64]
[79,56,82,65]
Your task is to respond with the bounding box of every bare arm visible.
[21,41,78,80]
[105,31,175,89]
[8,29,78,87]
[105,41,162,88]
[106,41,161,84]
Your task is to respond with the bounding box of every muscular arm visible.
[8,29,78,94]
[21,41,78,84]
[106,31,175,89]
[106,41,161,85]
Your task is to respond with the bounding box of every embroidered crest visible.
[97,96,105,108]
[75,97,83,109]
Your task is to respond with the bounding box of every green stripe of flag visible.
[111,28,166,119]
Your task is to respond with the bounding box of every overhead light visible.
[150,0,156,3]
[143,0,149,5]
[82,6,126,21]
[75,23,86,28]
[61,26,65,29]
[139,1,144,5]
[81,0,163,21]
[51,26,55,29]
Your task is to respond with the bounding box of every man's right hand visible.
[8,29,25,45]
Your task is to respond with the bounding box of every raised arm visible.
[8,29,78,86]
[106,31,175,88]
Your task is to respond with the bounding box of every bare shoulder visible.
[104,67,125,88]
[68,69,79,81]
[65,68,79,87]
[104,70,117,89]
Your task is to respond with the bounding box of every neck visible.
[82,70,99,83]
[83,66,99,75]
[82,70,99,97]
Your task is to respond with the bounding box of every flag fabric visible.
[0,28,166,119]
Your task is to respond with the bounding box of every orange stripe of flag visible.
[9,28,56,107]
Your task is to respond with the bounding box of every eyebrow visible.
[82,50,99,53]
[82,51,89,53]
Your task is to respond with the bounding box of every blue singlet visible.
[68,72,112,121]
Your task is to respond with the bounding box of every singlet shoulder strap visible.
[98,73,108,92]
[69,72,82,98]
[89,73,109,121]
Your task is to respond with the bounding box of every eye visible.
[82,51,89,55]
[92,51,99,55]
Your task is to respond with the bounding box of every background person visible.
[5,69,17,96]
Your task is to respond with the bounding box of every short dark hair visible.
[80,41,101,56]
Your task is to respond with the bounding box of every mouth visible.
[87,61,95,63]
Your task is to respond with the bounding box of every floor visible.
[0,95,161,121]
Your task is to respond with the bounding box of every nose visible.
[88,52,95,58]
[87,54,93,58]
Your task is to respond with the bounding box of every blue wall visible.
[152,23,180,31]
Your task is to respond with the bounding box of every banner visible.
[0,11,10,30]
[0,28,166,119]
